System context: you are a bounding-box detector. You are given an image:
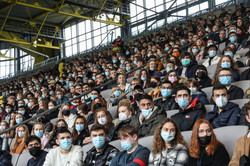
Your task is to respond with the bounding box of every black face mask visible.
[62,109,71,116]
[149,82,157,88]
[94,103,103,110]
[57,126,66,131]
[198,136,211,145]
[196,72,206,79]
[29,146,42,157]
[134,93,143,101]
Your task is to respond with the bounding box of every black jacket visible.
[196,76,212,89]
[171,99,205,131]
[0,150,12,166]
[84,143,118,166]
[239,104,250,129]
[176,61,198,78]
[188,143,230,166]
[240,68,250,80]
[154,96,179,112]
[74,130,90,146]
[27,150,47,166]
[107,118,132,141]
[130,105,166,137]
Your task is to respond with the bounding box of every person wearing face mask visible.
[70,93,82,115]
[94,108,114,133]
[58,103,77,130]
[110,125,150,166]
[188,119,230,166]
[171,86,205,131]
[222,47,244,68]
[2,104,12,122]
[226,32,242,51]
[131,85,145,115]
[84,124,118,166]
[177,52,198,78]
[26,135,48,166]
[149,118,189,166]
[31,123,49,149]
[17,105,30,120]
[194,65,211,89]
[108,99,133,141]
[107,86,127,108]
[239,101,250,129]
[202,45,220,67]
[154,81,179,112]
[10,125,29,154]
[185,79,209,105]
[205,84,240,128]
[55,89,69,105]
[130,94,166,138]
[148,76,161,99]
[27,97,39,116]
[240,53,250,81]
[71,116,90,146]
[43,129,83,166]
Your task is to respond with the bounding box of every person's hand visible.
[83,137,92,144]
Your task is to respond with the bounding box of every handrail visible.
[0,10,244,135]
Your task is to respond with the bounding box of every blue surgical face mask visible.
[221,62,231,68]
[69,83,74,87]
[91,95,98,100]
[177,98,190,108]
[161,89,172,98]
[224,51,233,57]
[29,88,33,91]
[121,141,133,151]
[220,76,231,85]
[36,88,40,91]
[92,76,96,81]
[230,29,236,33]
[113,59,117,64]
[192,49,199,54]
[16,118,23,124]
[18,110,25,115]
[60,139,72,150]
[230,36,237,43]
[92,136,105,149]
[114,90,121,97]
[126,67,131,71]
[75,124,84,132]
[141,108,153,118]
[34,130,44,138]
[149,68,154,71]
[105,71,110,77]
[164,47,169,51]
[18,104,24,107]
[209,50,216,57]
[181,59,190,66]
[161,131,175,142]
[141,77,146,81]
[133,61,137,65]
[166,68,173,73]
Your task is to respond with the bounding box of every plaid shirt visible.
[148,144,189,166]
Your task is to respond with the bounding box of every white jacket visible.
[43,145,83,166]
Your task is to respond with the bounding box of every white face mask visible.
[18,131,25,138]
[118,112,128,121]
[215,96,228,108]
[0,126,6,131]
[48,106,54,110]
[189,87,197,95]
[98,117,107,125]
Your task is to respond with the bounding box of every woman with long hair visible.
[188,119,230,166]
[31,122,49,149]
[10,125,29,154]
[107,86,127,108]
[58,103,76,130]
[149,118,189,165]
[138,69,151,88]
[94,107,113,133]
[72,116,90,146]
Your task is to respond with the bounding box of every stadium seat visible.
[197,59,207,65]
[208,74,214,79]
[109,139,123,151]
[88,124,94,130]
[201,86,213,101]
[230,99,249,108]
[206,64,217,75]
[50,118,58,125]
[11,153,19,166]
[153,97,161,102]
[167,109,179,118]
[236,48,249,57]
[238,66,249,75]
[144,88,153,94]
[138,135,154,151]
[218,42,226,52]
[205,104,214,113]
[100,89,112,100]
[231,80,250,93]
[108,106,118,119]
[237,56,247,64]
[214,125,248,158]
[16,152,32,166]
[82,143,93,160]
[181,130,193,147]
[126,91,133,98]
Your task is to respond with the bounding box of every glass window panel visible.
[65,40,71,47]
[79,41,86,52]
[200,2,208,10]
[71,25,76,37]
[65,46,72,57]
[78,22,85,35]
[177,0,185,5]
[86,33,91,40]
[177,9,186,16]
[79,35,85,42]
[94,35,101,47]
[215,0,228,5]
[86,39,92,49]
[65,27,71,40]
[72,38,77,44]
[188,5,199,15]
[72,44,77,55]
[86,20,91,32]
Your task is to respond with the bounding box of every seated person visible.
[58,103,77,130]
[239,101,250,128]
[229,130,250,166]
[0,150,12,166]
[84,124,118,166]
[107,86,127,108]
[148,118,189,165]
[108,99,133,141]
[130,94,166,137]
[72,116,90,146]
[211,68,244,102]
[202,44,221,67]
[148,75,161,99]
[94,107,114,134]
[10,125,29,154]
[43,128,83,166]
[77,103,93,125]
[154,81,179,111]
[194,65,212,89]
[31,122,49,149]
[26,135,48,166]
[188,119,230,166]
[171,86,205,131]
[205,84,240,128]
[70,93,82,115]
[131,85,146,115]
[110,126,150,166]
[184,79,209,105]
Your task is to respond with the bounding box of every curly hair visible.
[189,119,221,159]
[152,118,188,154]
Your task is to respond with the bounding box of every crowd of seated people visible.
[0,3,249,166]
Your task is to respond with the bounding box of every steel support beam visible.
[0,4,13,32]
[11,43,49,58]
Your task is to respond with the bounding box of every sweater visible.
[43,145,83,166]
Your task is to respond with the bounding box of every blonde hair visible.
[58,103,71,118]
[31,122,45,135]
[11,125,29,152]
